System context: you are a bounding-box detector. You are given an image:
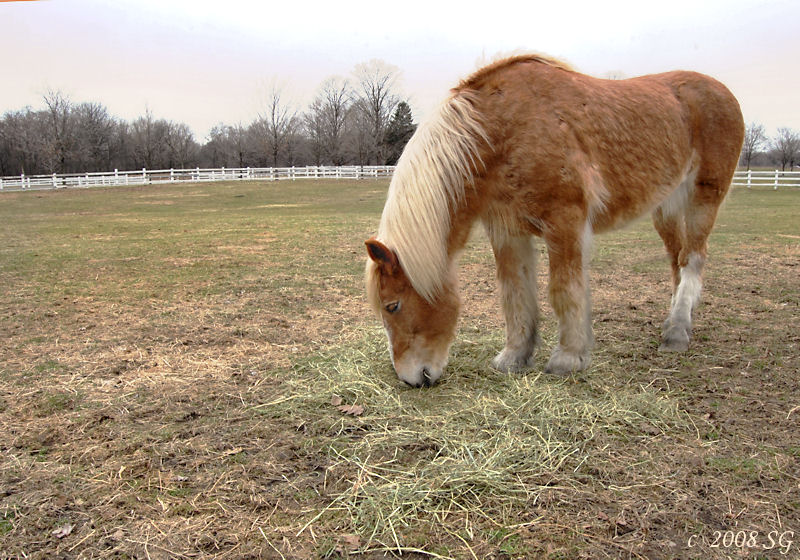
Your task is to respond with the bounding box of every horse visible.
[365,54,744,388]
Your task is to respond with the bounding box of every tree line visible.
[5,63,798,178]
[0,60,417,176]
[741,123,800,171]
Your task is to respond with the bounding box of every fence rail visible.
[0,165,396,192]
[1,166,798,192]
[731,169,800,189]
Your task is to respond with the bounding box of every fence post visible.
[114,168,119,186]
[747,169,751,188]
[142,168,147,184]
[170,168,175,182]
[774,169,779,190]
[53,173,58,188]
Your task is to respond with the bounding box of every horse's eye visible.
[385,301,400,314]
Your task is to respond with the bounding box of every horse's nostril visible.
[421,368,432,388]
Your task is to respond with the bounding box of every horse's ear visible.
[365,238,399,275]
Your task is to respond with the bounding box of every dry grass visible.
[265,327,692,556]
[1,181,798,559]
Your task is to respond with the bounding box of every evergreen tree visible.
[383,101,416,165]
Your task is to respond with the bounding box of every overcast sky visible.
[2,0,798,141]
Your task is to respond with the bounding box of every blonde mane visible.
[373,92,489,303]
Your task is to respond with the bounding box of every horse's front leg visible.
[488,231,540,372]
[544,222,594,374]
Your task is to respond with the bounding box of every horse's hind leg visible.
[654,179,727,352]
[489,230,541,372]
[652,205,691,351]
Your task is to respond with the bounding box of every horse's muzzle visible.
[403,368,435,388]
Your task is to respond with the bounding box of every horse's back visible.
[460,58,742,158]
[461,58,743,233]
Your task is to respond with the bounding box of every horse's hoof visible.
[545,346,591,375]
[659,339,689,352]
[659,326,690,352]
[492,348,533,373]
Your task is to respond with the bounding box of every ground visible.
[0,180,798,559]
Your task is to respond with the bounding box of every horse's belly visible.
[590,173,691,234]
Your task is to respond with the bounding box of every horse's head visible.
[365,238,459,387]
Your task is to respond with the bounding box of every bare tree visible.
[165,121,197,168]
[254,83,300,167]
[2,98,201,174]
[109,120,134,171]
[304,105,325,166]
[741,122,767,170]
[130,108,169,168]
[228,123,250,168]
[41,89,74,173]
[773,127,800,171]
[0,108,47,175]
[313,77,351,165]
[0,113,13,174]
[346,102,373,166]
[351,60,401,164]
[72,102,114,171]
[202,123,251,168]
[202,125,225,167]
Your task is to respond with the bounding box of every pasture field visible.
[1,180,798,559]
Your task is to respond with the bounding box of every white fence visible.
[0,165,396,192]
[732,169,800,189]
[1,166,798,193]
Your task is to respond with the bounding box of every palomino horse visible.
[366,55,744,388]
